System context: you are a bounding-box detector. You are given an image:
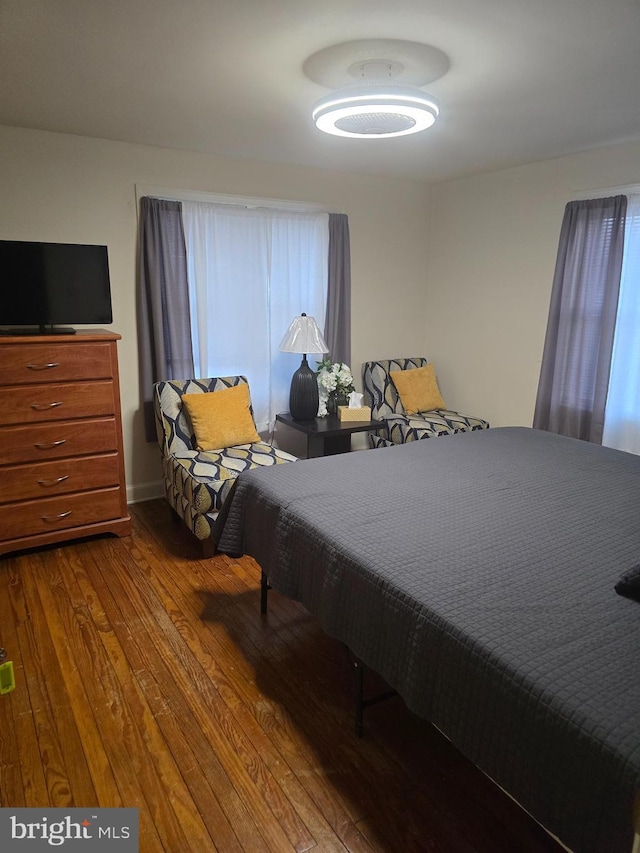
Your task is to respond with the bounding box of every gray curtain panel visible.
[325,213,351,365]
[137,196,194,442]
[533,195,627,443]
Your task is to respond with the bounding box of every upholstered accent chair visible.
[362,357,490,449]
[153,376,297,554]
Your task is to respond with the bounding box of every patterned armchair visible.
[153,376,296,553]
[362,357,490,449]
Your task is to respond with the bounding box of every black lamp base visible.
[289,355,319,421]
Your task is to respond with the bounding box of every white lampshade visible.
[279,313,329,355]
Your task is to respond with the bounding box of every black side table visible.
[276,412,385,458]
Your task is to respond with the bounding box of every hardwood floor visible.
[0,499,565,852]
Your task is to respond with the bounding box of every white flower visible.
[337,365,353,386]
[319,370,337,392]
[316,360,355,415]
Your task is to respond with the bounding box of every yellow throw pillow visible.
[390,364,446,414]
[181,384,261,450]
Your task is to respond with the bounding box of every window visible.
[602,194,640,453]
[137,192,350,442]
[533,195,626,443]
[534,191,640,453]
[181,201,328,431]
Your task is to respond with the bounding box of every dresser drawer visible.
[0,381,115,425]
[0,342,114,385]
[0,418,119,465]
[0,454,121,504]
[0,487,123,541]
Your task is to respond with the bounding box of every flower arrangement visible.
[316,358,355,417]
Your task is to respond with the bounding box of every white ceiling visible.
[1,0,639,184]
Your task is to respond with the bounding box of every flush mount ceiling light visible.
[304,39,449,140]
[312,83,439,138]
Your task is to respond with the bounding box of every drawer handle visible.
[37,475,70,487]
[26,362,60,370]
[30,401,63,411]
[41,511,72,522]
[34,439,67,450]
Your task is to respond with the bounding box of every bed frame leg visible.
[354,658,365,738]
[260,570,270,614]
[352,656,398,738]
[631,791,640,853]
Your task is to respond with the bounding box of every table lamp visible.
[279,313,329,420]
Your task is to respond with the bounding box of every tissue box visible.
[338,405,372,422]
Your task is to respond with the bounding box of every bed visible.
[214,426,640,853]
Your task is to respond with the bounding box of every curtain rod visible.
[572,183,640,200]
[135,184,335,214]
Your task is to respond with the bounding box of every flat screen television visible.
[0,240,112,334]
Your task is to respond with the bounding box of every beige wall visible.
[426,141,640,429]
[2,123,638,500]
[0,124,432,499]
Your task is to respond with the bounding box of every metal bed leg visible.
[632,791,640,853]
[260,570,270,614]
[354,658,365,738]
[352,655,397,738]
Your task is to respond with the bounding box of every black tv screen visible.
[0,240,112,333]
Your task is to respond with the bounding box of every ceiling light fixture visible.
[312,84,439,139]
[305,44,449,140]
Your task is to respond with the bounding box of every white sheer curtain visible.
[181,201,328,432]
[603,194,640,454]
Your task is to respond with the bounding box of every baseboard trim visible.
[127,480,164,505]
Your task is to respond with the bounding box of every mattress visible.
[215,426,640,853]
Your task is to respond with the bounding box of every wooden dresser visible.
[0,329,131,556]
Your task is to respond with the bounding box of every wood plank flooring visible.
[0,499,565,852]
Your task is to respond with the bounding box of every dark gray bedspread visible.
[215,427,640,853]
